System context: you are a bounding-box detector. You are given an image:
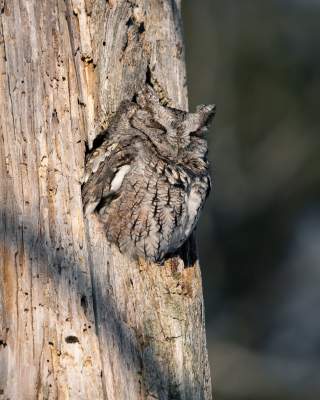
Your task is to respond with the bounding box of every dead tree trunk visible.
[0,1,212,399]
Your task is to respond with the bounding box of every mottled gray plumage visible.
[82,86,215,262]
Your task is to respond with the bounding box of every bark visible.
[0,1,212,399]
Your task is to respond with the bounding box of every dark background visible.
[183,1,320,399]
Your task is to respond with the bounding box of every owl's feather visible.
[82,85,215,262]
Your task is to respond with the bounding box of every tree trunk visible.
[0,1,212,399]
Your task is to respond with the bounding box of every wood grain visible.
[0,1,212,398]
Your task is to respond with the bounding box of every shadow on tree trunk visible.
[0,205,207,399]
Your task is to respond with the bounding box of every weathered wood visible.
[0,1,212,399]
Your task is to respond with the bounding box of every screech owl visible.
[82,85,215,263]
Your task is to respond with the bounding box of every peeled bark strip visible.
[0,1,212,399]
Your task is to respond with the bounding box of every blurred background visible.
[182,1,320,399]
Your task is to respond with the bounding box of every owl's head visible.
[130,85,215,162]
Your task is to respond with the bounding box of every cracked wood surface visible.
[0,0,212,399]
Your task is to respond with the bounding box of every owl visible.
[82,86,215,263]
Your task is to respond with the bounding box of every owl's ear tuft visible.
[196,104,216,130]
[184,104,216,137]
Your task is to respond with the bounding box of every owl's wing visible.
[82,140,133,216]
